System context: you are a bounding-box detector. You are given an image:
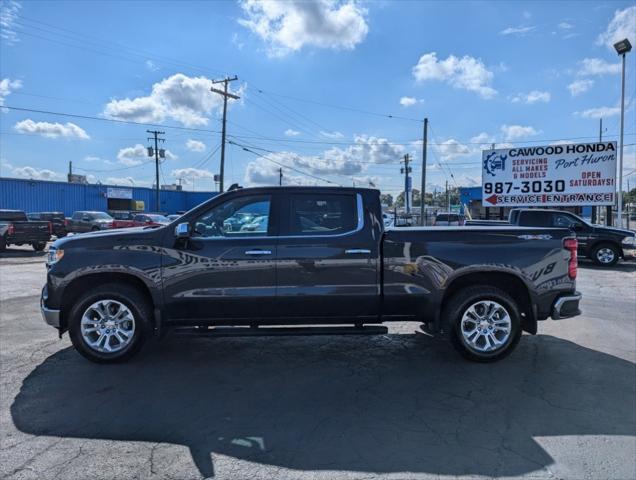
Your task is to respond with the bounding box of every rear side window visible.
[436,214,449,221]
[520,211,551,226]
[289,194,356,236]
[0,211,26,221]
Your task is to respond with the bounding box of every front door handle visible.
[345,249,371,255]
[245,249,272,255]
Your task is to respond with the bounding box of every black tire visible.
[591,243,619,267]
[0,236,6,252]
[91,226,100,232]
[32,242,46,251]
[68,284,150,363]
[443,286,522,363]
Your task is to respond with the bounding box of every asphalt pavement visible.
[1,244,635,480]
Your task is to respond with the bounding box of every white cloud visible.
[105,176,139,186]
[171,167,215,180]
[499,25,535,36]
[436,139,471,161]
[399,96,418,107]
[470,132,495,146]
[522,10,532,20]
[0,77,21,110]
[284,128,300,136]
[578,58,621,76]
[145,60,159,71]
[412,52,497,99]
[320,130,344,139]
[238,0,369,57]
[11,165,60,180]
[14,119,90,139]
[558,21,574,30]
[0,0,21,45]
[510,90,551,104]
[597,6,636,50]
[501,124,540,141]
[117,143,177,166]
[185,139,206,152]
[567,79,594,96]
[83,155,102,162]
[576,106,620,119]
[104,73,243,127]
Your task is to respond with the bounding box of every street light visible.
[614,38,632,227]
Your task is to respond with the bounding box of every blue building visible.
[0,177,218,216]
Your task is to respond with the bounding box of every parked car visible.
[166,214,181,222]
[27,211,67,238]
[434,213,465,226]
[132,213,170,227]
[1,209,51,251]
[109,211,137,229]
[466,209,636,266]
[67,211,114,233]
[42,187,581,364]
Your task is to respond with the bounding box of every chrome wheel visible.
[460,300,511,353]
[80,300,135,353]
[596,247,615,264]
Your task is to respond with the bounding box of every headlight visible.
[47,247,64,265]
[622,236,636,246]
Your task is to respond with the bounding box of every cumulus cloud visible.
[11,165,60,180]
[285,129,300,136]
[576,106,620,119]
[117,143,177,166]
[412,52,497,99]
[578,58,621,76]
[567,79,594,96]
[470,132,495,146]
[510,90,551,104]
[399,96,418,107]
[0,77,21,110]
[597,6,635,50]
[186,139,206,152]
[171,167,215,180]
[436,139,471,161]
[501,124,540,141]
[499,25,536,36]
[238,0,369,57]
[103,73,242,127]
[145,60,159,71]
[0,0,21,45]
[320,130,344,139]
[14,119,90,139]
[105,176,139,186]
[558,21,574,30]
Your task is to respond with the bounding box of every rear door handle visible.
[345,249,371,255]
[245,249,272,255]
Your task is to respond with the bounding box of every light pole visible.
[614,38,632,228]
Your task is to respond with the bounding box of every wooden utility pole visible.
[279,167,283,186]
[211,76,240,192]
[146,130,165,212]
[420,118,428,225]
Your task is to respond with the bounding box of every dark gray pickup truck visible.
[41,187,581,363]
[0,209,51,251]
[467,209,636,266]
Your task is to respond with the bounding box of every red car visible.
[109,211,137,229]
[132,213,170,227]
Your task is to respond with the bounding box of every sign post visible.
[481,141,617,208]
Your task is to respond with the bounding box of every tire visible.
[91,226,100,232]
[68,284,150,363]
[443,286,522,363]
[0,236,6,252]
[591,243,619,267]
[32,242,46,251]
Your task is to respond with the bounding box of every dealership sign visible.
[482,141,617,207]
[106,187,133,199]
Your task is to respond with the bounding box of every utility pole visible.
[147,130,165,212]
[420,118,428,225]
[401,154,412,215]
[445,180,450,212]
[279,167,283,186]
[210,76,240,192]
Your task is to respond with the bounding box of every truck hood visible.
[590,225,635,238]
[53,225,166,248]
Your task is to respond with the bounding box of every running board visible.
[171,325,388,337]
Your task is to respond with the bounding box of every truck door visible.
[276,191,380,320]
[162,192,279,322]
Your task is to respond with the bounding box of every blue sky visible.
[1,0,635,195]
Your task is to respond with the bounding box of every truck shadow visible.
[11,334,636,478]
[578,259,636,272]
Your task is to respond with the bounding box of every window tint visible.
[521,211,551,226]
[193,195,271,238]
[552,213,581,228]
[72,212,82,220]
[289,194,356,236]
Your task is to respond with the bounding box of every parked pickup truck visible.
[67,211,114,233]
[41,187,581,364]
[466,209,636,266]
[1,209,51,251]
[27,211,67,238]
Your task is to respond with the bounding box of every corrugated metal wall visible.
[0,177,218,216]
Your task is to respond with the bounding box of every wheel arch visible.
[589,240,623,259]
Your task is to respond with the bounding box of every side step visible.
[172,325,389,337]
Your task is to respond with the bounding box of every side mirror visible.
[175,222,190,238]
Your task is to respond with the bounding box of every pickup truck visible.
[466,209,636,266]
[67,211,114,233]
[1,209,51,251]
[27,211,67,238]
[41,187,581,364]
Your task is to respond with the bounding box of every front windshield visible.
[148,215,169,222]
[92,212,113,220]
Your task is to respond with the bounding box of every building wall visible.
[0,177,218,216]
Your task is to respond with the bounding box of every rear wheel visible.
[591,243,619,266]
[68,284,150,363]
[32,242,46,251]
[444,286,522,362]
[0,236,6,252]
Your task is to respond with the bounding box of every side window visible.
[552,213,581,228]
[72,212,81,220]
[289,194,356,236]
[192,195,271,238]
[521,211,551,226]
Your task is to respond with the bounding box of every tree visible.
[380,193,393,207]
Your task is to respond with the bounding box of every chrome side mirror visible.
[175,222,190,238]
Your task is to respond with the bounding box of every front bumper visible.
[40,286,61,328]
[551,292,582,320]
[622,243,636,259]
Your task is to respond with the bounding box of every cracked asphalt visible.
[1,245,635,480]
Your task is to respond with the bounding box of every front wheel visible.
[591,243,619,266]
[444,286,522,362]
[68,284,150,363]
[32,242,46,251]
